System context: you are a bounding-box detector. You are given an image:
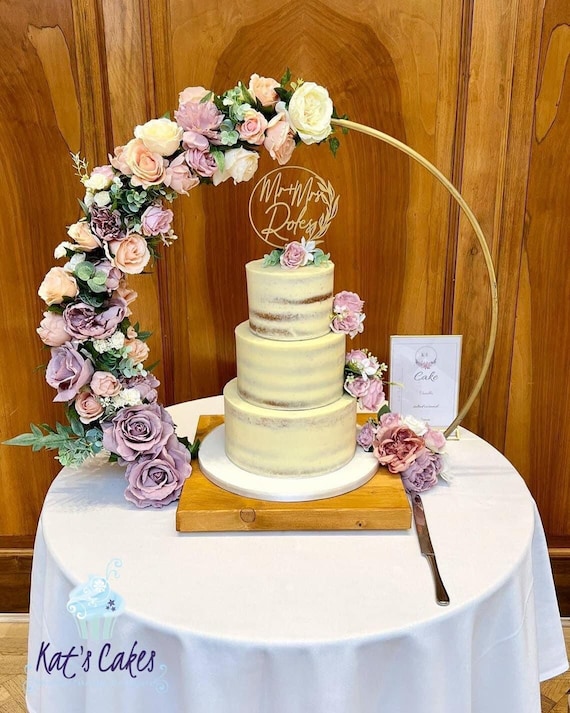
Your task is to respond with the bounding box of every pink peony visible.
[141,205,174,237]
[373,426,426,474]
[74,390,104,424]
[344,376,369,399]
[264,113,296,165]
[37,312,71,347]
[359,378,386,412]
[280,241,310,269]
[175,100,223,139]
[237,109,268,145]
[334,290,364,315]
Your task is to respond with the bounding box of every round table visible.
[26,396,568,713]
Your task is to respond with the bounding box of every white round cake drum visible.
[198,424,378,502]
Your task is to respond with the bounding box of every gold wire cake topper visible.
[248,166,339,248]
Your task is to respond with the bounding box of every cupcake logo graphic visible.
[66,559,125,641]
[415,346,437,370]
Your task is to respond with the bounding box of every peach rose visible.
[90,371,121,397]
[134,118,183,157]
[109,234,151,274]
[126,338,150,364]
[122,139,166,188]
[67,221,101,251]
[238,108,268,145]
[75,390,104,424]
[38,267,79,306]
[248,74,279,108]
[264,113,296,165]
[114,281,138,316]
[37,312,71,346]
[178,86,210,104]
[109,145,132,175]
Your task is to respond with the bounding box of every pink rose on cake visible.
[280,240,314,269]
[331,291,366,338]
[359,378,386,412]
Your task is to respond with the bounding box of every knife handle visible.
[424,554,450,606]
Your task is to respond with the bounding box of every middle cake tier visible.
[235,321,346,410]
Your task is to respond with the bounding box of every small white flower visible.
[93,190,111,207]
[83,191,94,208]
[108,331,125,350]
[54,241,76,259]
[121,388,142,406]
[402,415,428,437]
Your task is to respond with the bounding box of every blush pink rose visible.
[248,74,279,107]
[113,280,138,316]
[178,86,210,104]
[37,312,71,346]
[141,205,174,236]
[331,311,364,338]
[373,426,426,474]
[264,113,296,165]
[109,234,151,274]
[379,412,403,430]
[424,428,446,454]
[182,130,210,152]
[344,376,369,399]
[359,378,386,412]
[163,154,199,195]
[90,371,121,397]
[238,109,268,145]
[74,390,104,424]
[280,241,310,269]
[38,267,79,306]
[122,139,166,188]
[334,291,364,314]
[109,145,132,175]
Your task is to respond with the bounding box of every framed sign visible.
[389,335,462,428]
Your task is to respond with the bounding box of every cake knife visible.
[411,494,450,606]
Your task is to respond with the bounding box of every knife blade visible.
[411,493,450,606]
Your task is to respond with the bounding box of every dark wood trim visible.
[0,536,35,549]
[0,548,33,613]
[550,552,570,618]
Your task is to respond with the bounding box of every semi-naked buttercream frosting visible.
[224,379,356,476]
[246,259,334,340]
[235,320,345,410]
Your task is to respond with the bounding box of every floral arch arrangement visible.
[6,70,497,508]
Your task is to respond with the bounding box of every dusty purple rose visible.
[401,450,443,493]
[280,241,310,269]
[357,420,377,451]
[122,373,161,403]
[102,403,174,461]
[373,426,426,474]
[93,259,122,291]
[46,343,94,402]
[359,378,386,412]
[185,148,217,178]
[175,100,223,139]
[123,434,191,508]
[90,204,125,242]
[63,297,128,340]
[141,205,174,236]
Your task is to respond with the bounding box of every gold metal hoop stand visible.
[331,119,498,438]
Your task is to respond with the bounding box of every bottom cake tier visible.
[223,378,357,477]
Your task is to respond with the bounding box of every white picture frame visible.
[389,335,462,429]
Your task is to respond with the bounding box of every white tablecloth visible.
[26,396,568,713]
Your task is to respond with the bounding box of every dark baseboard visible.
[0,548,33,612]
[550,549,570,617]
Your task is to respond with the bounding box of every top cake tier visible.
[246,259,334,341]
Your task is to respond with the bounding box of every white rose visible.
[134,118,183,156]
[83,173,111,191]
[287,82,333,144]
[402,415,428,437]
[54,241,76,259]
[83,191,94,208]
[212,148,259,186]
[93,190,111,207]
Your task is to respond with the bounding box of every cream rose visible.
[109,234,151,274]
[38,267,79,305]
[122,139,166,188]
[134,118,184,157]
[287,82,333,144]
[248,74,279,108]
[67,221,101,251]
[212,148,259,186]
